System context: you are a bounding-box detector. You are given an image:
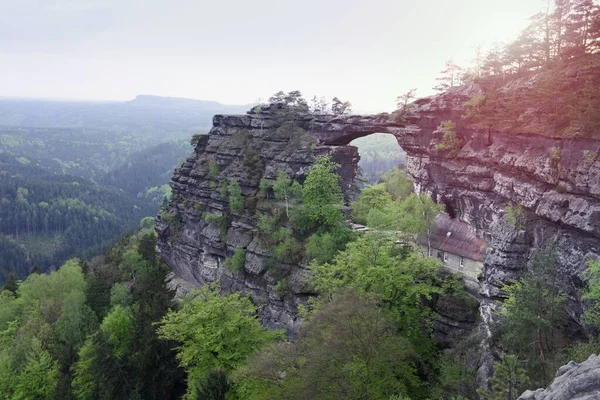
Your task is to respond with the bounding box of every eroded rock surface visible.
[157,92,600,345]
[518,354,600,400]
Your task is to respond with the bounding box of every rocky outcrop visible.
[157,90,600,346]
[518,354,600,400]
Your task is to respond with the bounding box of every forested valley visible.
[2,158,600,400]
[0,96,249,280]
[0,95,400,282]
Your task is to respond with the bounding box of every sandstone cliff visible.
[156,91,600,345]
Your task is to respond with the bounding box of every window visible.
[443,252,448,263]
[459,256,464,270]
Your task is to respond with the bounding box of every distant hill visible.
[0,95,252,140]
[0,95,253,280]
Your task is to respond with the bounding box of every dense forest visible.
[431,0,600,138]
[0,96,254,279]
[2,158,600,399]
[0,95,405,281]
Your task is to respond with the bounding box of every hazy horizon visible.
[1,0,544,113]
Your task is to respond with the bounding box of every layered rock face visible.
[157,92,600,341]
[518,354,600,400]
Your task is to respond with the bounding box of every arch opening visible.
[350,132,407,185]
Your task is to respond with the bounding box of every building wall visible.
[420,245,483,279]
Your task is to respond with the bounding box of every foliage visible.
[306,226,356,265]
[100,305,134,358]
[272,171,302,217]
[225,247,246,272]
[228,179,244,213]
[158,285,283,399]
[479,355,531,400]
[351,183,393,224]
[12,344,60,400]
[350,134,407,184]
[583,260,600,328]
[302,156,344,230]
[395,88,417,121]
[310,232,456,369]
[236,290,425,400]
[505,202,526,230]
[161,209,183,235]
[435,120,463,157]
[434,60,462,91]
[331,97,352,115]
[366,193,444,244]
[499,246,567,385]
[383,168,414,201]
[194,369,231,400]
[258,179,271,198]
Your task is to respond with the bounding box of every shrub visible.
[160,210,182,235]
[274,279,290,299]
[225,247,246,272]
[228,179,244,213]
[208,160,219,181]
[273,236,304,264]
[190,133,204,146]
[505,202,525,230]
[435,120,462,157]
[258,179,271,198]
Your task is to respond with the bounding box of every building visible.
[418,213,486,279]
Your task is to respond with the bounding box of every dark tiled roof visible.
[419,213,486,261]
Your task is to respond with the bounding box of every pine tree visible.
[2,268,18,294]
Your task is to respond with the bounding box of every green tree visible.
[12,344,60,400]
[382,168,414,201]
[236,290,424,400]
[331,97,352,115]
[480,355,531,400]
[583,260,600,328]
[194,369,231,400]
[2,268,18,294]
[499,246,567,384]
[272,172,301,217]
[302,156,344,230]
[395,89,417,121]
[100,305,134,358]
[158,286,283,399]
[310,233,452,364]
[351,183,393,224]
[225,247,246,272]
[228,179,244,213]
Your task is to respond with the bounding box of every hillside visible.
[0,95,250,279]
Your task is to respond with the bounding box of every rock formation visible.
[518,354,600,400]
[157,90,600,348]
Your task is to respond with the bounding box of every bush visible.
[306,226,356,265]
[228,179,244,213]
[160,210,182,235]
[190,133,204,147]
[225,247,246,272]
[258,179,271,198]
[505,202,525,230]
[274,279,290,299]
[435,120,462,157]
[208,160,219,181]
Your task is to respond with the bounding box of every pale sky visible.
[0,0,544,113]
